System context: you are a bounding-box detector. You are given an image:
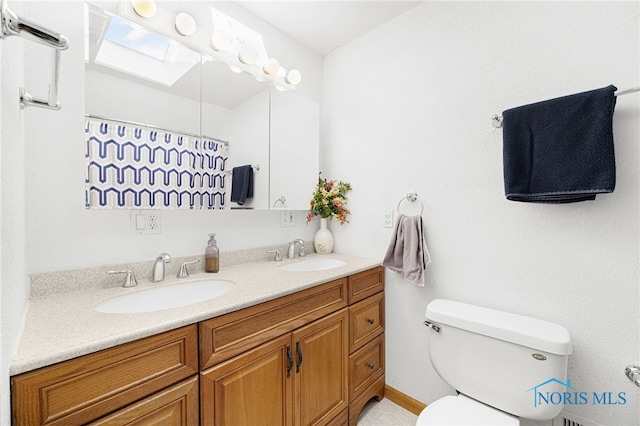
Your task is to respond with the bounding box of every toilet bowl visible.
[418,299,572,425]
[416,394,518,425]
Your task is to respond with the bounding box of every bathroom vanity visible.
[11,255,384,426]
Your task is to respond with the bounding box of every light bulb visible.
[238,46,257,65]
[131,0,156,18]
[285,69,302,85]
[210,30,230,51]
[175,12,197,36]
[263,58,280,75]
[229,65,243,74]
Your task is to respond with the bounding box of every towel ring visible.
[397,191,424,215]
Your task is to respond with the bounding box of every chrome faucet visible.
[152,253,171,282]
[287,239,306,259]
[177,259,200,279]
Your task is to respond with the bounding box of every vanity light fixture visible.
[174,12,196,36]
[229,65,243,74]
[238,46,257,64]
[131,0,156,18]
[209,30,230,51]
[285,69,302,85]
[263,58,280,75]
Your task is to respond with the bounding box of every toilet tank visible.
[425,299,572,421]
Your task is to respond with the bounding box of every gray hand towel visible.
[382,214,431,286]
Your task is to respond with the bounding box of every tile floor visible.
[357,398,418,426]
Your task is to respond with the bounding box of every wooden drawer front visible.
[12,325,198,426]
[347,267,383,304]
[200,278,347,369]
[89,376,199,425]
[349,292,384,353]
[348,334,384,401]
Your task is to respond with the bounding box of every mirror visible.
[84,2,318,210]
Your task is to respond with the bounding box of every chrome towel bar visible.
[491,86,640,128]
[0,0,69,110]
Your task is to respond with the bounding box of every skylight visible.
[94,15,200,87]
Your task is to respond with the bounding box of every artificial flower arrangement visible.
[306,174,352,224]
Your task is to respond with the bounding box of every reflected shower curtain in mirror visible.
[85,118,228,209]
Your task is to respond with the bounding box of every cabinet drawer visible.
[88,376,199,425]
[348,334,384,401]
[347,267,384,304]
[349,292,384,353]
[200,278,347,369]
[11,325,198,426]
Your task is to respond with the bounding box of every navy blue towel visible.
[230,165,253,205]
[502,85,617,203]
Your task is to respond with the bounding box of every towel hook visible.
[397,191,424,215]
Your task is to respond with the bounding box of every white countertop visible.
[11,253,381,375]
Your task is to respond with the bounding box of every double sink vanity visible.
[11,250,385,425]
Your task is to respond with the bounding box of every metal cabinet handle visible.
[367,363,375,370]
[296,341,303,373]
[367,318,375,325]
[286,345,293,377]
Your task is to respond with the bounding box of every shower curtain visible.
[85,118,228,209]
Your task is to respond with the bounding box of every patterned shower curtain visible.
[85,118,228,209]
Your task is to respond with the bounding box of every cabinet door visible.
[292,309,348,426]
[89,377,199,425]
[200,334,293,426]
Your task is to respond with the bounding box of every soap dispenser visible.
[205,233,219,273]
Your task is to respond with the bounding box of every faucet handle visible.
[107,270,138,288]
[177,259,200,279]
[267,249,282,262]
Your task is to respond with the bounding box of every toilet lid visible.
[416,395,519,426]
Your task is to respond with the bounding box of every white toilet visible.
[417,299,572,425]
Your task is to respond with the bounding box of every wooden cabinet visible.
[347,267,385,426]
[201,309,348,426]
[11,325,198,426]
[11,267,384,426]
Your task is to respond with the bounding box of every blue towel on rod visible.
[502,85,617,203]
[230,165,253,205]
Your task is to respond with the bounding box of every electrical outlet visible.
[130,210,161,235]
[280,210,296,227]
[383,209,394,228]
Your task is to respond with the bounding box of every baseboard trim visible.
[384,385,426,415]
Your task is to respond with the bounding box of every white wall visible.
[322,2,639,425]
[0,2,28,421]
[0,2,322,425]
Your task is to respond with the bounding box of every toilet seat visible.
[416,394,519,425]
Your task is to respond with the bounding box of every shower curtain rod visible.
[491,85,640,128]
[85,114,229,145]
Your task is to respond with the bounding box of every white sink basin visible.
[278,258,346,272]
[95,280,235,314]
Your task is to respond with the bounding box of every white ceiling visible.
[235,1,423,55]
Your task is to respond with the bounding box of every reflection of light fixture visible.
[238,46,257,64]
[175,12,197,36]
[285,69,302,85]
[131,0,156,18]
[210,30,230,51]
[263,58,280,75]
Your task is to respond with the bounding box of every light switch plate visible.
[383,209,394,228]
[280,210,296,227]
[130,210,161,235]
